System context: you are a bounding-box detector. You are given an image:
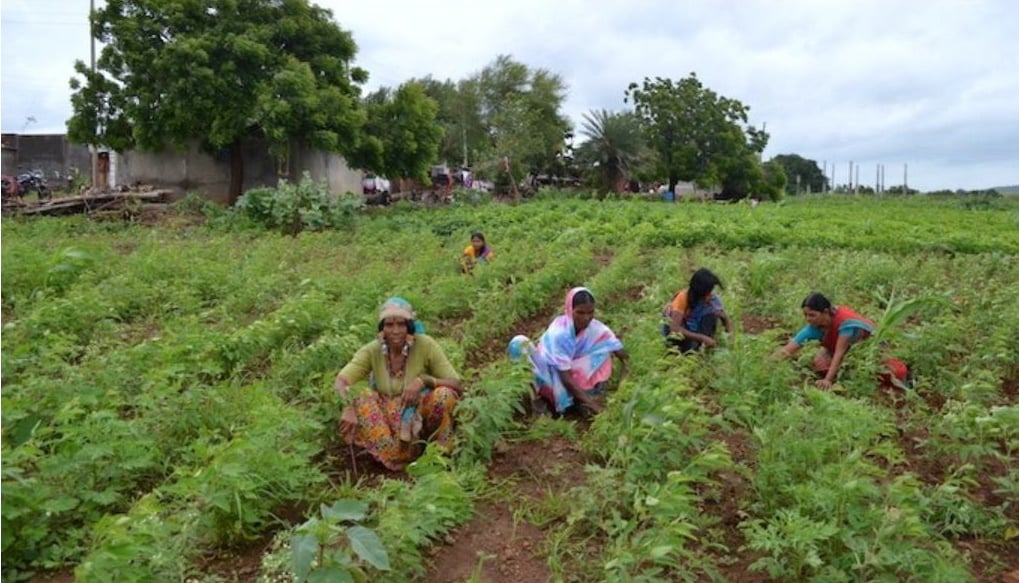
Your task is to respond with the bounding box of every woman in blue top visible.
[776,292,908,390]
[662,268,733,353]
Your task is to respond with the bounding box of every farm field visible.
[2,193,1018,582]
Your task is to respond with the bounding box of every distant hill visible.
[991,185,1019,195]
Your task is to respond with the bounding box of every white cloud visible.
[2,0,1016,190]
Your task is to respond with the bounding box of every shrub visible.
[235,173,361,234]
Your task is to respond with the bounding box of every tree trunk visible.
[668,176,678,201]
[227,139,244,206]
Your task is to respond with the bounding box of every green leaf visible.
[291,533,318,582]
[346,526,390,571]
[650,545,673,559]
[322,499,367,522]
[307,567,354,583]
[43,496,80,513]
[11,415,41,447]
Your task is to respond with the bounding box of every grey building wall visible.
[116,140,277,203]
[1,134,91,188]
[117,138,363,204]
[2,133,364,204]
[290,142,362,196]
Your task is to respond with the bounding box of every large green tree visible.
[68,0,369,204]
[417,56,571,185]
[415,76,486,169]
[575,109,647,192]
[359,82,443,182]
[770,154,828,195]
[477,56,571,181]
[625,73,767,194]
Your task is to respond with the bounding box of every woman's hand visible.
[339,406,358,443]
[610,350,630,391]
[815,378,834,390]
[401,377,427,408]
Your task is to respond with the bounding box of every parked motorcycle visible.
[14,170,51,200]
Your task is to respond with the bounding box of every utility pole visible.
[90,0,98,189]
[904,163,909,193]
[460,99,468,169]
[854,165,859,195]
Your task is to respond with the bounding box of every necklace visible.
[380,337,412,381]
[387,353,405,378]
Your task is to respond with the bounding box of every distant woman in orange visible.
[460,231,494,274]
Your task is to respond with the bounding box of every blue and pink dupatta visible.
[530,287,624,413]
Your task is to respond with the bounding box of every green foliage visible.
[171,191,225,218]
[771,153,829,195]
[475,55,572,177]
[575,109,648,192]
[360,81,443,182]
[743,391,972,582]
[625,73,767,193]
[2,195,1017,580]
[68,0,370,202]
[417,55,571,179]
[235,173,361,234]
[453,362,533,465]
[414,75,485,169]
[290,499,390,583]
[371,449,474,581]
[759,158,788,201]
[74,494,197,583]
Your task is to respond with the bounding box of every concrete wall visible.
[117,138,362,204]
[1,134,91,188]
[290,142,363,196]
[2,133,364,204]
[116,140,278,203]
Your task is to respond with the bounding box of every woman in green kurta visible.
[333,297,463,470]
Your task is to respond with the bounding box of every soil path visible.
[423,437,586,583]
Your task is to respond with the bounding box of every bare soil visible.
[740,313,782,335]
[424,436,587,583]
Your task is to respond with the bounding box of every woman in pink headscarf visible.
[525,287,629,416]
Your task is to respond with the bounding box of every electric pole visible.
[90,0,98,189]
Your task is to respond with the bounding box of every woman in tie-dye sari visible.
[526,287,629,415]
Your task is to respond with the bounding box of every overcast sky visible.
[3,0,1017,191]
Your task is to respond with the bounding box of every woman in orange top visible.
[460,231,494,274]
[662,268,733,353]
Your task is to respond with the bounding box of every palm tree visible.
[575,109,646,192]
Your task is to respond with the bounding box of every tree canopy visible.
[414,56,571,185]
[359,82,443,182]
[68,0,370,203]
[771,154,829,195]
[575,109,647,192]
[67,2,793,204]
[625,73,768,196]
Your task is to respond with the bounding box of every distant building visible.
[0,133,363,204]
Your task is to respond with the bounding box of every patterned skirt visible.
[349,386,459,470]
